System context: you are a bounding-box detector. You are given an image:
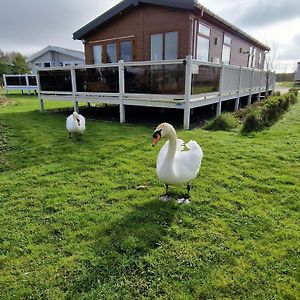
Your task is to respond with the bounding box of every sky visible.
[0,0,299,72]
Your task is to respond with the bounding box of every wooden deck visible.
[37,56,275,129]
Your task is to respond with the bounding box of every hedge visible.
[242,93,297,133]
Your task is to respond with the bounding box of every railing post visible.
[70,66,78,112]
[235,65,243,111]
[36,71,44,112]
[184,55,192,130]
[217,63,225,116]
[25,74,30,95]
[118,60,125,123]
[3,74,8,94]
[248,67,255,106]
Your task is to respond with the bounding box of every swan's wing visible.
[157,141,169,169]
[79,115,86,129]
[66,116,73,131]
[176,139,185,151]
[174,140,203,179]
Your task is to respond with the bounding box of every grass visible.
[276,81,300,88]
[1,91,300,299]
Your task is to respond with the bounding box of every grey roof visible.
[73,0,270,51]
[27,45,85,63]
[73,0,194,40]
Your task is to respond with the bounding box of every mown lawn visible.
[1,92,300,299]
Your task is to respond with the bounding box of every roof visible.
[73,0,270,51]
[27,45,85,63]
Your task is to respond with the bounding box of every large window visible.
[93,45,103,64]
[248,46,253,67]
[92,38,134,64]
[120,41,132,62]
[222,35,231,64]
[151,34,163,61]
[107,43,117,63]
[151,31,178,61]
[165,31,178,60]
[196,23,210,61]
[252,48,256,68]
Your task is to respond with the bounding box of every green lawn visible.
[276,81,300,88]
[1,92,300,299]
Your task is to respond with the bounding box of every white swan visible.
[152,123,203,198]
[66,112,86,138]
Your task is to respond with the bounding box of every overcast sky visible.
[0,0,299,72]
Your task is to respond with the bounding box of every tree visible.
[10,52,30,74]
[0,49,30,85]
[264,41,279,98]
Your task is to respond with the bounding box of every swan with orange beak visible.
[66,111,86,138]
[152,123,203,202]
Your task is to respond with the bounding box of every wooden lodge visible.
[37,0,275,129]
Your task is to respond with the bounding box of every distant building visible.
[295,62,300,83]
[73,0,270,69]
[27,45,85,73]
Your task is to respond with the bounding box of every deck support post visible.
[235,65,243,111]
[184,55,192,130]
[40,99,44,112]
[25,74,30,95]
[3,74,8,94]
[217,63,225,116]
[71,66,78,113]
[118,60,125,123]
[248,67,255,106]
[35,71,44,112]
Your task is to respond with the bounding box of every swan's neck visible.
[166,129,177,160]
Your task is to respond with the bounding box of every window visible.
[196,23,210,61]
[151,33,163,61]
[120,41,132,62]
[222,35,231,64]
[197,36,210,61]
[199,24,211,36]
[43,62,51,67]
[107,43,117,63]
[165,31,178,60]
[93,45,103,64]
[35,63,42,67]
[248,46,253,67]
[252,48,256,68]
[151,31,178,61]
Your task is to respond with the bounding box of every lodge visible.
[37,0,275,129]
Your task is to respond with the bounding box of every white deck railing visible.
[37,56,275,129]
[3,74,37,95]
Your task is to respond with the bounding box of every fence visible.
[37,56,275,129]
[3,74,37,95]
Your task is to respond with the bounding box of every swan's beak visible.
[152,135,160,147]
[77,119,80,126]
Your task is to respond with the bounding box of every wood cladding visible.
[84,4,265,69]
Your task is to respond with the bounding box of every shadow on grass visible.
[72,199,178,295]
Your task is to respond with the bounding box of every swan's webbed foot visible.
[177,198,190,204]
[160,194,172,202]
[68,132,72,139]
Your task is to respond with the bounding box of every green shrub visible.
[289,92,298,104]
[203,113,238,131]
[242,93,296,133]
[289,88,299,96]
[274,91,281,96]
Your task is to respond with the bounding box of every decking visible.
[37,56,275,129]
[3,74,37,95]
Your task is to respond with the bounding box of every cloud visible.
[233,0,300,28]
[0,0,119,55]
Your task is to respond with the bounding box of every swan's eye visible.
[152,129,162,138]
